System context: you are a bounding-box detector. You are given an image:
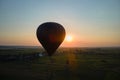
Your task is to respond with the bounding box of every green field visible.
[0,47,120,80]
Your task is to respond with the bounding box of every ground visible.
[0,47,120,80]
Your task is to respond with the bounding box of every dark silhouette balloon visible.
[36,22,66,56]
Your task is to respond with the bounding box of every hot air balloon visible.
[36,22,66,56]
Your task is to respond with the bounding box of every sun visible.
[65,35,73,42]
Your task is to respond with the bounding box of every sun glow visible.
[65,35,73,42]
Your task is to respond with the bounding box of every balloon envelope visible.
[36,22,66,56]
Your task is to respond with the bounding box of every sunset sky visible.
[0,0,120,47]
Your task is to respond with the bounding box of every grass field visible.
[0,47,120,80]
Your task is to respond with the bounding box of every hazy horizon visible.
[0,44,120,48]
